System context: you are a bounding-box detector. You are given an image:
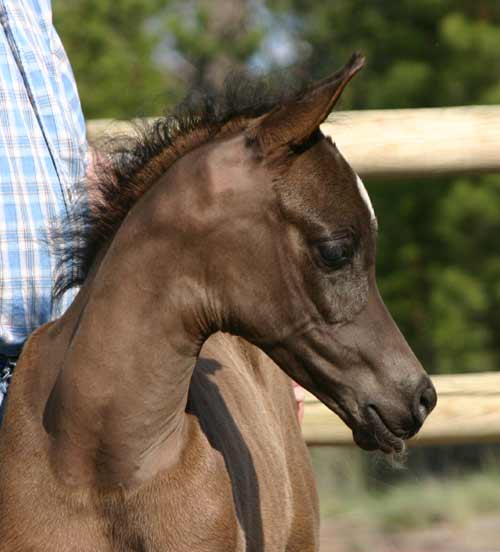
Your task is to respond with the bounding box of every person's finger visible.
[292,380,305,424]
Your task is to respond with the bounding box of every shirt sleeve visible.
[0,0,88,354]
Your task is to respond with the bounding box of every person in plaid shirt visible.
[0,1,306,427]
[0,0,87,420]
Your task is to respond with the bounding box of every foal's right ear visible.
[247,53,365,156]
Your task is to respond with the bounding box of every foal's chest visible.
[116,347,319,551]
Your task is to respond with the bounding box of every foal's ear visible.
[247,53,365,154]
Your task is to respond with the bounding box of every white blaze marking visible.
[356,174,375,221]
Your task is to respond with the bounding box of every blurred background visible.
[53,1,500,550]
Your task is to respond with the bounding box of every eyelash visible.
[316,241,353,270]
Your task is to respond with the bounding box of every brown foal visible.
[0,54,436,551]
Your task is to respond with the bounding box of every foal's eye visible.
[316,242,353,270]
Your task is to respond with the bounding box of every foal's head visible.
[79,53,436,454]
[168,53,436,453]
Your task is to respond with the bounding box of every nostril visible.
[415,382,437,423]
[422,384,437,412]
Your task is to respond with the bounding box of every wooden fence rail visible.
[87,105,500,180]
[303,372,500,447]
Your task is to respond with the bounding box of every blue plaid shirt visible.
[0,0,87,402]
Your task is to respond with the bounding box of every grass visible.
[311,447,500,531]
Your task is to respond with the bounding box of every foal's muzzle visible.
[355,375,437,453]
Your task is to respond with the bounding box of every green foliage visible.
[164,2,264,69]
[53,0,267,118]
[53,0,176,119]
[430,176,500,372]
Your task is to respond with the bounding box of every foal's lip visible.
[318,391,405,454]
[365,406,405,453]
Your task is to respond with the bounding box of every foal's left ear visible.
[247,53,365,154]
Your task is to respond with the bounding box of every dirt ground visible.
[320,514,500,552]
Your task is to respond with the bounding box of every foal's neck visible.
[48,180,208,489]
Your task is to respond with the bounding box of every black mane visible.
[53,70,309,298]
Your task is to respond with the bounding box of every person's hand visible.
[292,380,305,424]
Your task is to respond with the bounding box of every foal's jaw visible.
[173,52,435,455]
[263,300,436,455]
[222,52,437,454]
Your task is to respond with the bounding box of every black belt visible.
[0,353,18,365]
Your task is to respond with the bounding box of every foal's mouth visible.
[318,393,406,454]
[354,406,407,454]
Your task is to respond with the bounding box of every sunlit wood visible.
[323,106,500,179]
[303,372,500,446]
[87,105,500,179]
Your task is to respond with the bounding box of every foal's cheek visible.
[309,267,369,324]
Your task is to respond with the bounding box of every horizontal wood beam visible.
[323,106,500,180]
[87,105,500,180]
[87,119,135,144]
[303,372,500,447]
